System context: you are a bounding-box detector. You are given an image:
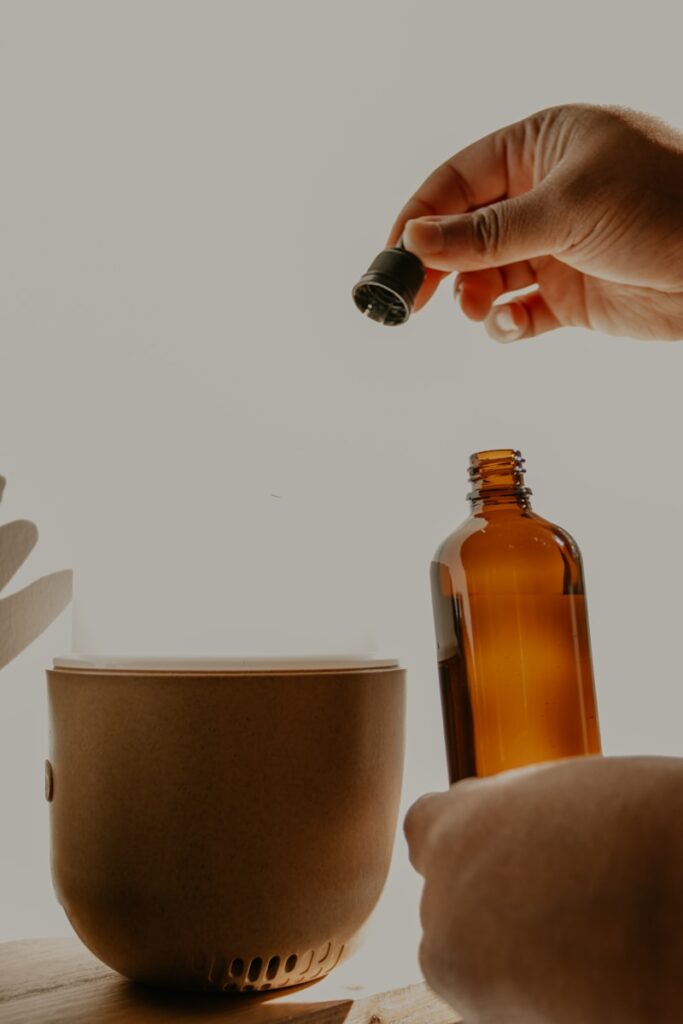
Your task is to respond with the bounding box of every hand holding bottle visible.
[390,104,683,342]
[404,756,683,1024]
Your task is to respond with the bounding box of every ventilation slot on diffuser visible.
[194,941,343,992]
[247,957,263,983]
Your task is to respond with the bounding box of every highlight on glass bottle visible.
[431,449,601,784]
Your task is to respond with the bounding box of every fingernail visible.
[403,218,444,255]
[490,304,523,342]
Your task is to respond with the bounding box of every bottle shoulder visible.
[432,509,585,594]
[432,513,483,563]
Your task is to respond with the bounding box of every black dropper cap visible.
[352,240,425,326]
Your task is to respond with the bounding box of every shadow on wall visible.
[0,474,72,671]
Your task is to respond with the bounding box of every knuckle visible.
[471,206,503,259]
[418,937,435,981]
[418,934,454,996]
[419,933,465,1001]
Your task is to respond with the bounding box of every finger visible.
[386,115,542,314]
[456,262,538,321]
[403,177,570,273]
[486,292,562,343]
[414,252,536,316]
[403,791,449,876]
[413,267,445,312]
[387,115,538,247]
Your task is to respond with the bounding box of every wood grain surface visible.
[0,939,462,1024]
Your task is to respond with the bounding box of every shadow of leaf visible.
[0,569,73,670]
[0,520,39,591]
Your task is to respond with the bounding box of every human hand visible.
[404,756,683,1024]
[390,105,683,341]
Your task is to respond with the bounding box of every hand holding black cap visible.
[352,240,425,326]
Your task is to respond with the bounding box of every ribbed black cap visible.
[352,244,425,326]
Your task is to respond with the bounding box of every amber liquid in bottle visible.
[431,450,601,784]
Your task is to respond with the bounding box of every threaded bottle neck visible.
[467,449,532,510]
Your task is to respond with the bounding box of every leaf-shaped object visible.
[0,475,73,671]
[0,570,73,670]
[0,520,39,591]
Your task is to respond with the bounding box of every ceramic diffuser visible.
[46,657,406,992]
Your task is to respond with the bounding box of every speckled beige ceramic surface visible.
[45,659,406,993]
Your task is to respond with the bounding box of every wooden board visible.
[0,939,462,1024]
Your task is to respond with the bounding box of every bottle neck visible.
[467,449,532,513]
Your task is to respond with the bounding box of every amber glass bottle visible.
[431,449,601,784]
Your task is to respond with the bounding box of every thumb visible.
[403,183,568,273]
[403,791,450,876]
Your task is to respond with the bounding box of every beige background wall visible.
[2,0,682,951]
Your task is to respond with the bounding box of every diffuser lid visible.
[53,655,399,673]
